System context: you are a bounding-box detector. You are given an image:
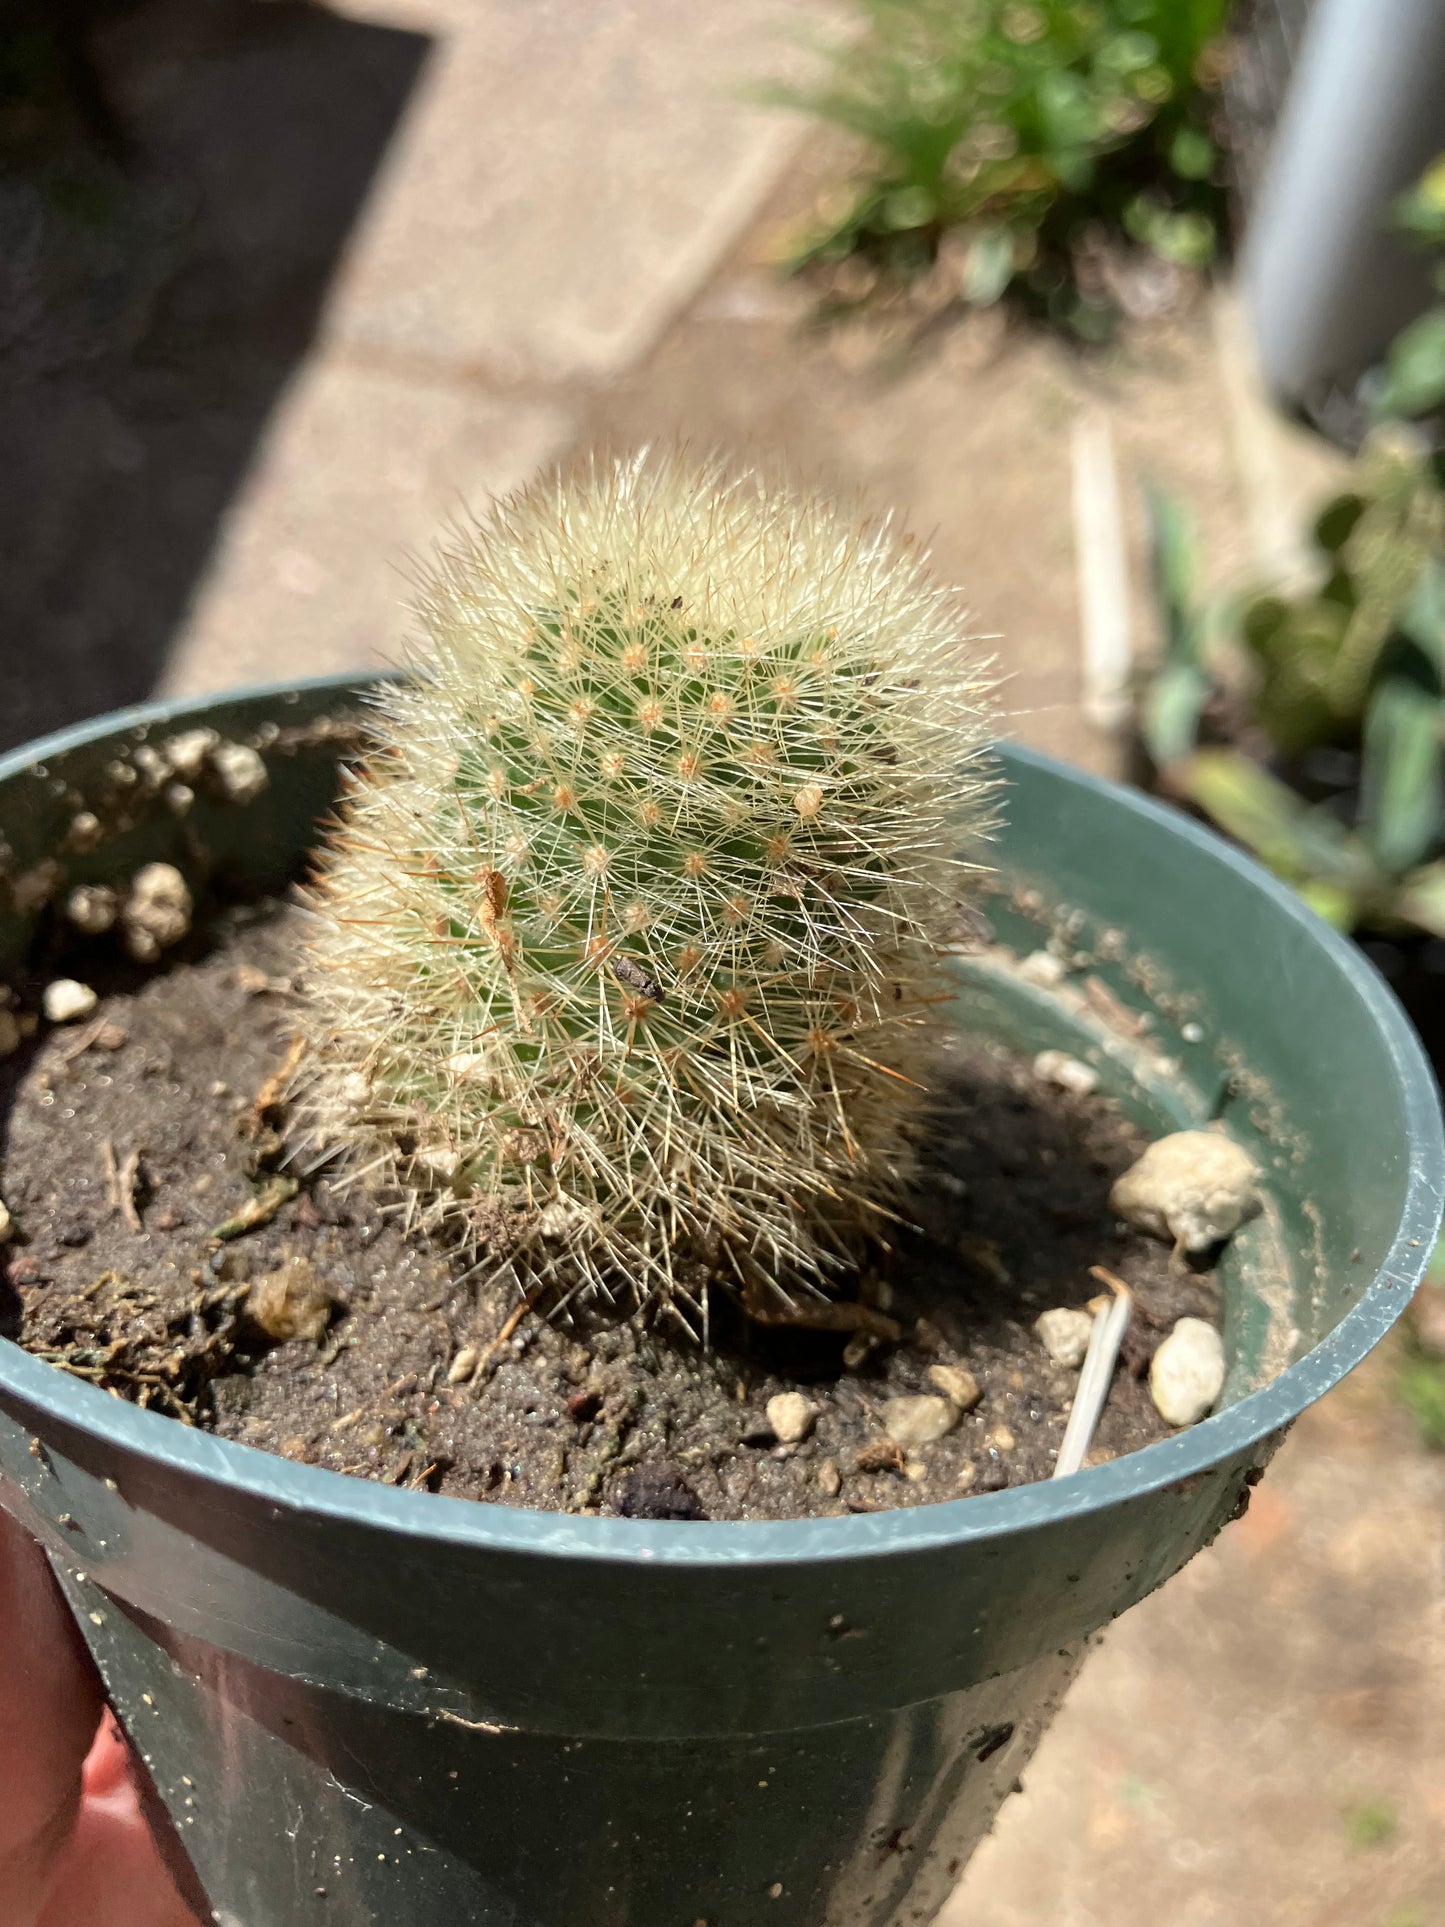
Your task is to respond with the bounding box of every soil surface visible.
[2,904,1220,1520]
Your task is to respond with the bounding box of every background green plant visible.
[761,0,1230,336]
[1371,153,1445,427]
[1138,430,1445,936]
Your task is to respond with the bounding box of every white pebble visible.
[1110,1131,1259,1252]
[1033,1049,1100,1096]
[414,1144,460,1183]
[443,1050,490,1083]
[68,811,102,852]
[927,1364,982,1411]
[882,1395,958,1448]
[43,979,98,1024]
[211,742,269,804]
[66,884,118,935]
[164,782,195,817]
[1150,1317,1225,1427]
[1034,1306,1095,1369]
[122,863,192,962]
[535,1198,586,1240]
[447,1346,479,1385]
[1017,949,1068,988]
[131,744,169,788]
[161,728,219,780]
[766,1392,816,1444]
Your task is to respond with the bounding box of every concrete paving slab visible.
[320,0,818,381]
[158,360,572,696]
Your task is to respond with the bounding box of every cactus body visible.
[296,454,995,1321]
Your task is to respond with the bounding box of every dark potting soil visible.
[1,902,1221,1521]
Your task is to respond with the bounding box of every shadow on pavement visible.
[0,0,432,752]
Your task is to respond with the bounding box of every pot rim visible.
[2,674,1441,1566]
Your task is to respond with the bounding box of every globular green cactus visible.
[295,453,995,1326]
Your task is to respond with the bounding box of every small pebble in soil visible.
[841,1330,877,1370]
[447,1346,479,1385]
[42,979,97,1024]
[1149,1317,1226,1427]
[1110,1131,1259,1253]
[0,1200,11,1244]
[122,864,193,963]
[212,742,269,805]
[162,728,219,780]
[245,1259,340,1344]
[1032,1049,1100,1097]
[817,1458,841,1497]
[1017,950,1068,988]
[927,1364,982,1411]
[766,1392,816,1443]
[883,1395,957,1448]
[1034,1306,1095,1369]
[66,885,118,935]
[987,1425,1017,1453]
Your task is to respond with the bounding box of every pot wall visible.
[0,677,1438,1927]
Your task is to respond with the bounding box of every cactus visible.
[294,453,996,1327]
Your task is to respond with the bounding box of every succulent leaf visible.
[1361,677,1443,874]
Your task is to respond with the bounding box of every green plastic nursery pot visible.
[0,675,1440,1927]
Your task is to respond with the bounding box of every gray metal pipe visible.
[1243,0,1445,410]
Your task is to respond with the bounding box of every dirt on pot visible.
[1,903,1225,1522]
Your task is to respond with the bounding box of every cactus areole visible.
[295,454,997,1327]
